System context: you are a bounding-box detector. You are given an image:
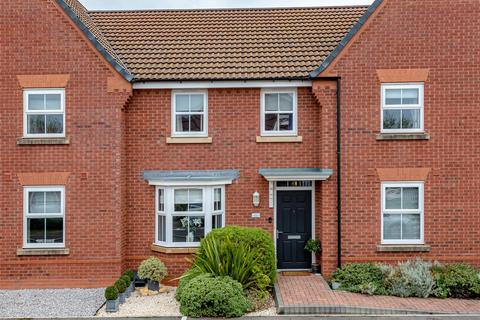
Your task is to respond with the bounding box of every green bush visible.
[177,274,250,318]
[114,279,127,293]
[181,235,270,293]
[384,258,435,298]
[331,263,387,295]
[304,239,321,253]
[138,256,168,282]
[433,263,480,298]
[123,269,135,281]
[199,226,276,286]
[105,286,119,300]
[121,275,131,285]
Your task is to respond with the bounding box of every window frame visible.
[380,83,424,133]
[23,186,65,249]
[171,90,208,137]
[155,185,225,247]
[23,89,66,138]
[260,88,298,136]
[381,182,424,245]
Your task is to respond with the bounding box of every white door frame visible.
[273,181,316,271]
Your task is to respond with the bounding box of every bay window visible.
[381,182,424,244]
[156,186,225,246]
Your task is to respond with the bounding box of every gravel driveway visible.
[0,288,105,318]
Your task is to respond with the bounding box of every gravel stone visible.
[96,287,277,317]
[0,288,105,318]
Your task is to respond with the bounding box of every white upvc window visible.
[381,83,424,133]
[156,185,225,246]
[261,88,297,136]
[23,89,65,137]
[171,91,208,137]
[381,182,424,244]
[24,186,65,248]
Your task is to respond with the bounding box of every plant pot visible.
[118,292,126,304]
[331,282,341,290]
[106,298,119,312]
[124,285,131,298]
[147,279,160,291]
[186,231,194,242]
[134,272,146,288]
[128,281,135,293]
[311,263,320,274]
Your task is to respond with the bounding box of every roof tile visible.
[89,7,367,81]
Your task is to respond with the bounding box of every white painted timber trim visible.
[133,80,312,89]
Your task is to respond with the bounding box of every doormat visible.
[280,271,311,276]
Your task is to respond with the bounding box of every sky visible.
[79,0,373,10]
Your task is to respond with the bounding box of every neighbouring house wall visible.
[319,0,480,275]
[0,0,131,288]
[123,87,324,278]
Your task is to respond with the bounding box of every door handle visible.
[277,230,283,239]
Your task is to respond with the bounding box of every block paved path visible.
[275,273,480,315]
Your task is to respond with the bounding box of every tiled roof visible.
[61,0,128,71]
[88,7,367,81]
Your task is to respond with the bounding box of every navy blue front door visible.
[276,190,312,269]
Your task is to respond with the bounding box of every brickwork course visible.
[1,0,479,289]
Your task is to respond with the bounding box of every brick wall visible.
[318,0,480,275]
[123,87,323,278]
[0,0,131,288]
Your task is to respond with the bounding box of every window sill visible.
[376,244,431,252]
[17,248,70,256]
[166,137,212,144]
[17,137,70,145]
[151,243,199,254]
[376,133,430,141]
[256,136,303,143]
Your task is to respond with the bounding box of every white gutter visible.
[133,80,312,89]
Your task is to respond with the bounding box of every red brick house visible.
[1,0,479,288]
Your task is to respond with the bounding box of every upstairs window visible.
[172,91,208,137]
[24,89,65,137]
[261,89,297,136]
[24,186,65,248]
[381,84,423,133]
[381,182,424,244]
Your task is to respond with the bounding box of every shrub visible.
[181,235,269,293]
[177,274,250,318]
[138,257,168,282]
[105,286,119,300]
[114,279,127,293]
[433,263,480,298]
[123,269,135,281]
[121,275,131,285]
[385,258,435,298]
[199,226,275,286]
[331,263,387,295]
[304,239,321,253]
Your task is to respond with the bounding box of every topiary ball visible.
[105,285,119,300]
[114,278,127,293]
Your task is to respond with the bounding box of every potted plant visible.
[105,286,119,312]
[305,239,322,274]
[121,275,132,297]
[114,278,128,304]
[123,269,135,293]
[138,256,168,291]
[180,217,203,242]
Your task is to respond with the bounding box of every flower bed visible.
[331,258,480,299]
